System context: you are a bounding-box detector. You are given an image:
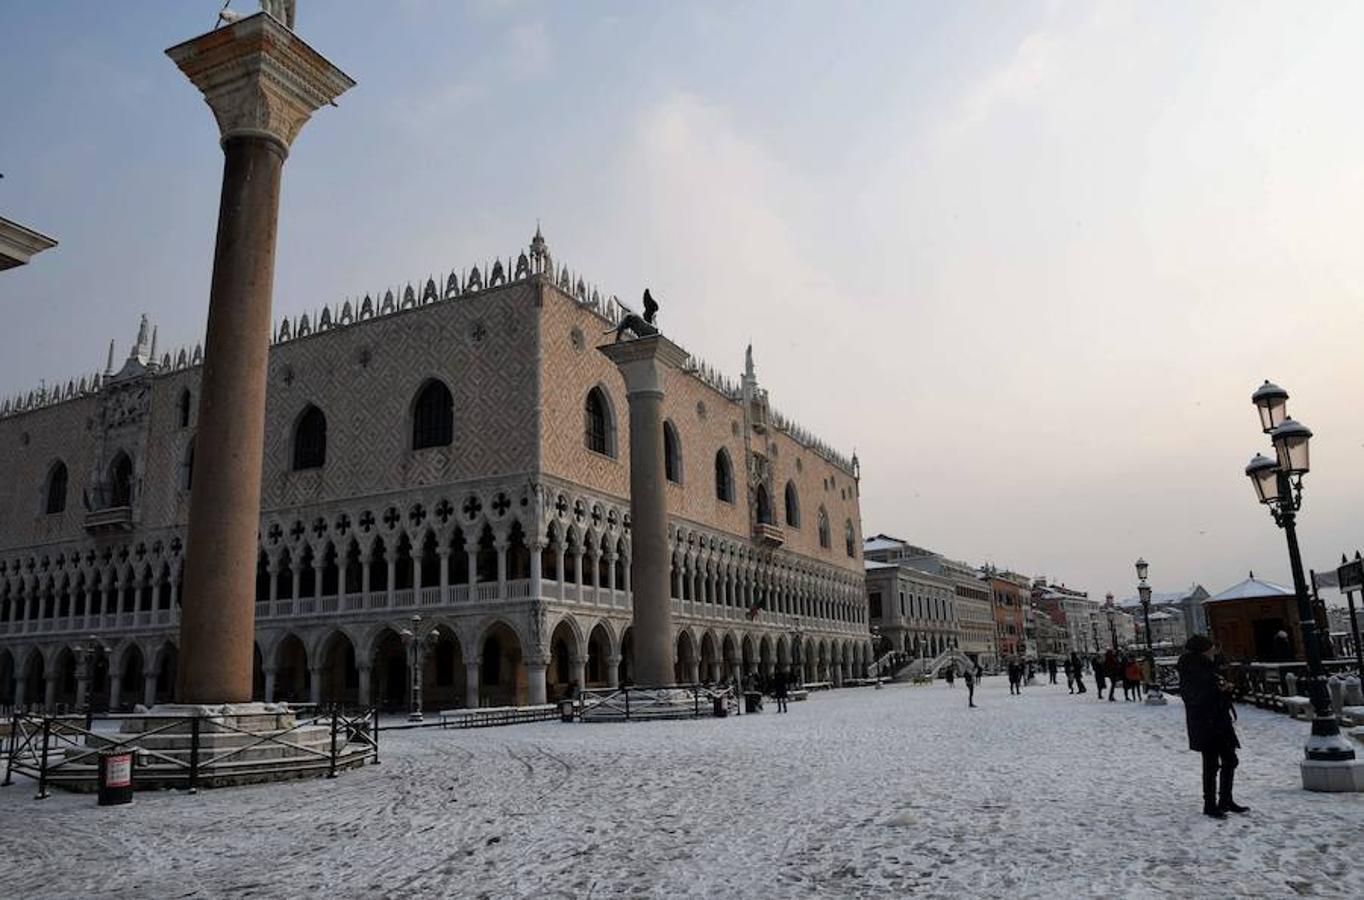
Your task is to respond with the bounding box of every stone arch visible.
[114,641,144,709]
[663,418,683,484]
[776,634,791,671]
[423,620,466,711]
[585,620,615,687]
[548,615,585,701]
[291,404,327,471]
[51,644,79,709]
[584,384,618,458]
[369,626,408,712]
[618,625,635,686]
[758,633,774,677]
[152,640,178,705]
[272,632,310,703]
[411,377,455,450]
[699,630,720,683]
[43,459,69,516]
[675,629,698,684]
[478,619,526,707]
[318,628,360,706]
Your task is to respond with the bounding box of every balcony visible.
[752,522,784,548]
[85,505,134,534]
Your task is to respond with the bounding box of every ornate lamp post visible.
[1104,593,1118,650]
[1135,559,1167,705]
[399,614,436,723]
[1245,381,1363,791]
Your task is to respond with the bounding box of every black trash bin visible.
[712,696,728,718]
[97,749,134,806]
[743,691,763,714]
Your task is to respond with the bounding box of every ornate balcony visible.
[85,505,134,534]
[752,522,784,548]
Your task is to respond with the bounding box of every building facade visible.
[988,569,1031,661]
[0,232,871,711]
[864,559,957,660]
[1036,580,1101,656]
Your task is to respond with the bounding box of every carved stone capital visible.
[167,13,354,151]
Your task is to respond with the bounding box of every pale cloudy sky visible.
[3,1,1364,603]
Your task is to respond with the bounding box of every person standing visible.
[1092,655,1107,699]
[1047,658,1058,685]
[773,669,789,713]
[945,665,956,688]
[1063,657,1075,693]
[1104,650,1121,702]
[1007,660,1020,695]
[1126,656,1144,701]
[964,665,978,708]
[1069,652,1087,694]
[1178,635,1248,818]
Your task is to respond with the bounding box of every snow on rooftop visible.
[1207,575,1294,602]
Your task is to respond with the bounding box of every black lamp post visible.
[1135,559,1166,705]
[1245,380,1362,790]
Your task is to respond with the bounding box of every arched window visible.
[663,420,682,484]
[817,506,830,549]
[181,440,195,492]
[784,481,800,528]
[715,449,735,503]
[755,485,773,525]
[411,379,454,449]
[293,405,327,470]
[845,519,856,558]
[583,387,615,457]
[44,461,68,515]
[178,389,192,429]
[110,453,134,507]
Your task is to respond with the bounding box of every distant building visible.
[864,559,957,660]
[863,535,998,667]
[987,569,1031,660]
[1033,604,1070,660]
[1117,584,1211,642]
[1035,579,1101,656]
[1204,574,1299,663]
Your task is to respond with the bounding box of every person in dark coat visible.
[963,666,977,708]
[1069,652,1087,694]
[1007,660,1022,695]
[1047,658,1058,684]
[773,670,790,713]
[1104,650,1121,701]
[1092,655,1106,699]
[945,666,956,688]
[1178,634,1248,818]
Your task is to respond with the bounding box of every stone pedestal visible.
[167,13,353,704]
[598,335,690,687]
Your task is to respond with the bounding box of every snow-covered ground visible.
[4,677,1362,898]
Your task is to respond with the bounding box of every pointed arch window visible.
[845,519,856,558]
[663,420,682,484]
[178,389,192,429]
[715,448,735,503]
[181,439,195,492]
[293,405,327,470]
[584,387,616,457]
[110,453,134,507]
[412,379,454,449]
[784,481,800,528]
[755,484,774,525]
[817,506,831,550]
[44,461,68,515]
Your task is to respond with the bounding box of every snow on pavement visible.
[3,677,1362,898]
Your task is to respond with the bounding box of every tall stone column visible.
[599,335,689,687]
[168,13,353,704]
[465,660,481,708]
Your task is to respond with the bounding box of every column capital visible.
[167,13,355,151]
[596,334,690,396]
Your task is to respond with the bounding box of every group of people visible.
[942,635,1249,819]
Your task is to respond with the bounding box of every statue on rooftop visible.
[609,288,660,343]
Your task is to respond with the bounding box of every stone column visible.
[13,676,27,709]
[571,655,587,695]
[143,671,159,707]
[598,335,689,686]
[169,14,353,704]
[44,677,58,712]
[309,666,324,705]
[465,659,481,708]
[357,664,372,707]
[108,672,123,711]
[529,541,544,599]
[438,548,450,603]
[262,666,278,702]
[606,654,621,688]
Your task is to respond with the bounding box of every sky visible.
[3,1,1364,605]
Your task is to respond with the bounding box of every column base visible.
[1144,689,1169,706]
[1301,758,1364,792]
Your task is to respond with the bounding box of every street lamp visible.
[1245,381,1362,791]
[400,614,436,723]
[1104,593,1118,650]
[1136,560,1166,705]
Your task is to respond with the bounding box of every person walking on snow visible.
[772,669,789,713]
[1178,634,1248,818]
[964,666,977,708]
[1105,650,1121,701]
[1092,655,1106,699]
[1064,657,1075,693]
[1069,652,1087,694]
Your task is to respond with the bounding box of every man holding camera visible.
[1178,634,1249,819]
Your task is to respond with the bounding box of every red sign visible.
[105,753,132,788]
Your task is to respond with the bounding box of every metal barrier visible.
[576,684,737,722]
[436,704,560,729]
[2,706,377,798]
